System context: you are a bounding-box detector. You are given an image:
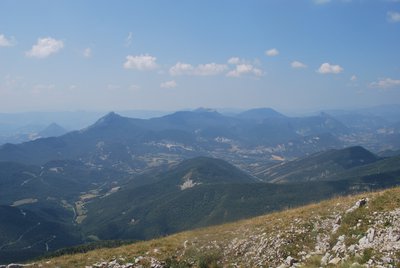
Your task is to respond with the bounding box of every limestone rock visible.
[328,257,341,265]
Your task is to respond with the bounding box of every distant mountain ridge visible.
[0,108,359,172]
[0,107,400,263]
[259,146,380,183]
[236,107,286,121]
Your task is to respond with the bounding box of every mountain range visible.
[0,107,399,263]
[1,107,396,174]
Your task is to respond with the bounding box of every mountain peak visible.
[92,112,126,127]
[38,122,67,138]
[334,146,379,167]
[193,107,218,113]
[170,156,256,185]
[237,107,285,120]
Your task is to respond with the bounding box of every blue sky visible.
[0,0,400,113]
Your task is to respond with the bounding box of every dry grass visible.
[30,187,400,267]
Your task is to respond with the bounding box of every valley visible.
[0,107,400,264]
[15,186,400,267]
[3,1,400,266]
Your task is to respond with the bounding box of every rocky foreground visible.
[4,187,400,268]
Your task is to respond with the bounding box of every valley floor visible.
[17,187,400,268]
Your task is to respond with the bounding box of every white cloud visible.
[0,34,14,47]
[317,62,344,74]
[194,63,228,76]
[123,54,158,70]
[291,61,307,69]
[350,75,357,81]
[228,57,241,65]
[26,37,64,58]
[227,64,263,77]
[125,32,133,47]
[265,48,279,57]
[388,11,400,22]
[83,47,92,58]
[169,62,194,76]
[160,80,177,88]
[369,78,400,89]
[169,62,227,76]
[226,57,263,77]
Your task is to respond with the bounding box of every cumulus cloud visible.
[369,78,400,89]
[226,57,263,77]
[123,54,158,70]
[291,61,307,69]
[160,80,177,88]
[194,63,228,76]
[265,48,279,57]
[83,48,92,58]
[26,37,64,58]
[169,62,227,76]
[317,62,343,74]
[227,64,263,77]
[388,11,400,22]
[0,34,14,47]
[228,57,241,65]
[350,75,357,81]
[169,62,194,76]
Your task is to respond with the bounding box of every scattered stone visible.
[328,257,341,265]
[285,256,296,266]
[348,244,356,252]
[358,236,369,247]
[346,198,368,214]
[335,215,342,225]
[150,258,164,268]
[381,256,392,264]
[134,256,143,264]
[321,252,331,265]
[6,265,26,268]
[367,228,375,242]
[22,193,400,268]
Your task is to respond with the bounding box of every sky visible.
[0,0,400,113]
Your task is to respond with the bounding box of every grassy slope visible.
[30,186,400,267]
[259,146,380,183]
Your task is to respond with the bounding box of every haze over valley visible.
[1,0,400,266]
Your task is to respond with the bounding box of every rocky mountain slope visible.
[9,187,399,268]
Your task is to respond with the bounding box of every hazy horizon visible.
[1,0,400,113]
